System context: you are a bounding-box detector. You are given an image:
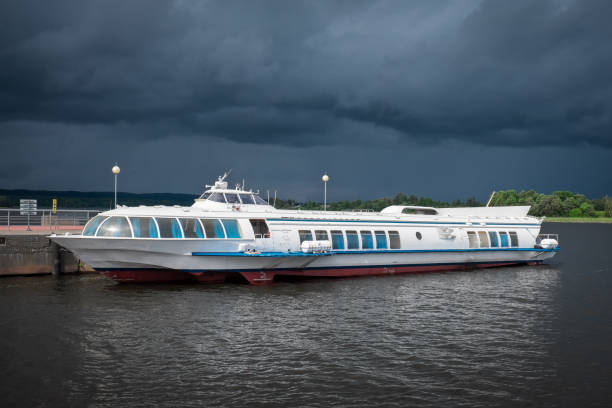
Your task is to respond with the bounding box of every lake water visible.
[0,223,610,407]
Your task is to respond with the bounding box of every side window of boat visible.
[467,231,478,248]
[331,230,344,249]
[488,231,499,247]
[201,219,226,238]
[509,231,519,247]
[374,231,387,249]
[96,216,132,237]
[499,232,509,247]
[181,218,204,238]
[239,194,255,205]
[156,218,183,238]
[221,219,241,238]
[315,230,329,241]
[478,231,489,248]
[225,193,240,204]
[83,216,106,236]
[130,217,159,238]
[208,193,226,203]
[346,230,359,249]
[360,231,373,249]
[388,231,401,249]
[299,230,313,243]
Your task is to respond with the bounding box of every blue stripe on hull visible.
[191,247,560,257]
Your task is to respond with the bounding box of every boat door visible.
[250,219,274,252]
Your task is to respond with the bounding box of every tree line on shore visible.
[488,190,611,217]
[1,188,610,218]
[275,190,612,218]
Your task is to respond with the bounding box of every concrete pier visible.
[0,230,91,277]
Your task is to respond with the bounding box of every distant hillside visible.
[0,189,198,209]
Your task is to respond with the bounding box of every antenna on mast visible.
[208,169,232,190]
[219,169,232,182]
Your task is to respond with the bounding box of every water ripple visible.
[2,223,612,408]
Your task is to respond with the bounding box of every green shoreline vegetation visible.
[1,188,610,220]
[543,217,612,223]
[282,190,612,220]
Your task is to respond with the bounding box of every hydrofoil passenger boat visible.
[50,174,560,285]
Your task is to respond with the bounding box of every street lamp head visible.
[322,174,329,182]
[112,165,121,175]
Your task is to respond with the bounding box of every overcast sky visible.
[1,0,610,202]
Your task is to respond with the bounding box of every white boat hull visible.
[51,235,558,284]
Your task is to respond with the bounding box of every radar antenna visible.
[219,169,232,182]
[206,169,232,189]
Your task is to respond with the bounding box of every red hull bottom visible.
[274,262,525,279]
[100,261,539,284]
[240,271,276,285]
[189,271,229,284]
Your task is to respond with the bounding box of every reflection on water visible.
[1,222,611,407]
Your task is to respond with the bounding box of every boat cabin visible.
[192,172,272,210]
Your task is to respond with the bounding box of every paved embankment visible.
[0,229,92,277]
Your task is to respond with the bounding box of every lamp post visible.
[322,173,329,211]
[112,164,120,208]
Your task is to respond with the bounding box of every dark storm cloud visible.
[1,0,611,148]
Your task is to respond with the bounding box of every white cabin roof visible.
[94,173,536,223]
[380,206,439,215]
[436,206,530,217]
[96,203,537,225]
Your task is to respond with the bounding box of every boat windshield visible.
[225,193,240,204]
[253,195,268,205]
[208,192,226,203]
[239,194,255,205]
[199,190,268,205]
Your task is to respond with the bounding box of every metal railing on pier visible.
[0,208,102,232]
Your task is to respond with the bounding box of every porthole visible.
[416,232,422,240]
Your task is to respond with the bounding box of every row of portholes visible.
[467,230,519,248]
[298,229,402,250]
